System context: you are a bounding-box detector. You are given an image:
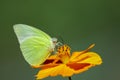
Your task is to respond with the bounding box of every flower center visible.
[57,45,71,64]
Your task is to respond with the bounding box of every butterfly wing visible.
[13,24,54,66]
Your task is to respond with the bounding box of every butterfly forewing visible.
[13,24,54,66]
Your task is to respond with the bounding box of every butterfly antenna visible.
[59,36,65,44]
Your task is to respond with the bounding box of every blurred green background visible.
[0,0,120,80]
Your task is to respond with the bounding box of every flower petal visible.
[70,52,102,65]
[39,64,59,69]
[67,63,90,70]
[67,63,93,74]
[70,51,83,60]
[70,44,95,61]
[36,64,74,79]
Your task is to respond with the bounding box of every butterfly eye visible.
[52,37,57,43]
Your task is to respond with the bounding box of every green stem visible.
[68,77,72,80]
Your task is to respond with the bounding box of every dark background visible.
[0,0,120,80]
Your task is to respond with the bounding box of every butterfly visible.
[13,24,58,66]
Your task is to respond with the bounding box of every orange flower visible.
[34,44,102,79]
